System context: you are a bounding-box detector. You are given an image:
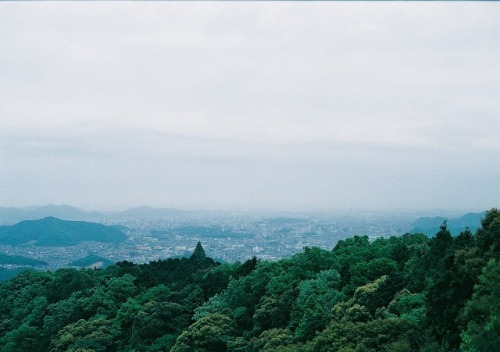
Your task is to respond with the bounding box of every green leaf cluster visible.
[0,209,498,351]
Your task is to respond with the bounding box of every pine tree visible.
[190,242,207,261]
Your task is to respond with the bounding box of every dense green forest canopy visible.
[0,209,498,352]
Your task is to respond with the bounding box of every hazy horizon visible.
[0,203,491,219]
[1,3,499,212]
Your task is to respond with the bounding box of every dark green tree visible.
[460,259,500,352]
[171,313,235,352]
[476,208,500,259]
[289,269,344,341]
[190,242,207,261]
[49,317,118,352]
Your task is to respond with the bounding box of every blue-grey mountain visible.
[410,211,486,236]
[0,205,104,224]
[0,217,126,246]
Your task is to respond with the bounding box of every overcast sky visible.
[0,2,499,212]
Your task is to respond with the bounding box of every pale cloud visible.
[0,2,499,211]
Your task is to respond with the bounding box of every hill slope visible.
[0,254,47,266]
[410,211,486,236]
[0,205,104,224]
[68,254,114,269]
[0,217,126,246]
[113,206,187,219]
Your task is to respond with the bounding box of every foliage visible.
[171,313,235,352]
[0,209,498,351]
[460,259,500,352]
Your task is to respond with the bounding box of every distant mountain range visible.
[0,205,104,224]
[0,205,490,239]
[112,206,188,219]
[0,217,126,246]
[410,211,487,236]
[0,205,190,224]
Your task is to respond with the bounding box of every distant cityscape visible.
[0,205,486,272]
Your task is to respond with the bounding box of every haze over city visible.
[1,2,499,212]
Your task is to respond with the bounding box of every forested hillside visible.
[0,217,126,246]
[0,209,498,352]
